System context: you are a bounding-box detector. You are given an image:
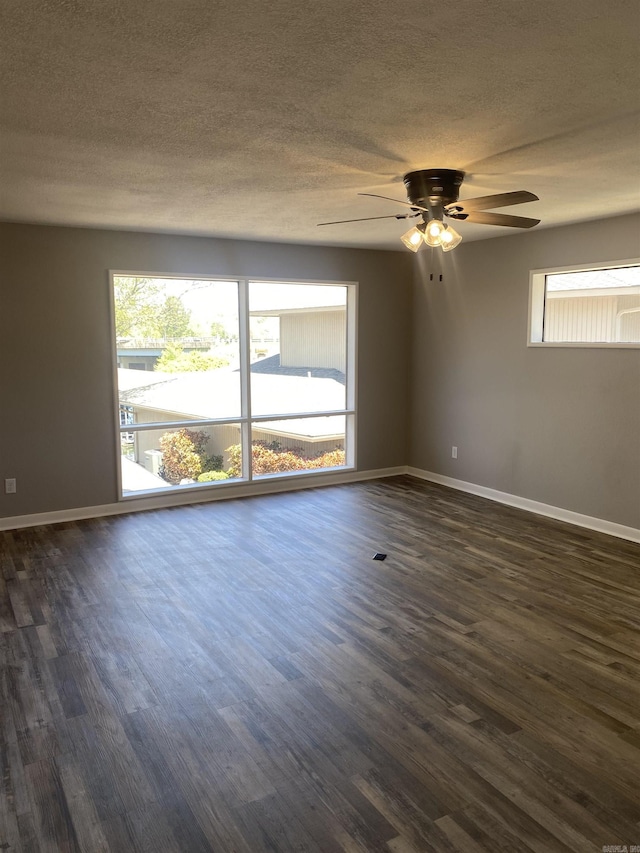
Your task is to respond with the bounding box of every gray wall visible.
[2,215,638,528]
[410,212,640,528]
[0,223,412,518]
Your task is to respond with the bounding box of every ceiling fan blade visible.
[317,213,416,226]
[460,210,541,228]
[447,190,538,212]
[358,192,430,214]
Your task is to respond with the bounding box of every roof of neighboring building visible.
[121,456,171,491]
[249,287,346,313]
[118,366,346,422]
[118,370,174,392]
[253,416,344,441]
[249,354,345,384]
[547,268,639,292]
[251,305,345,316]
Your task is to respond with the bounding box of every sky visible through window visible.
[546,266,639,292]
[143,278,347,331]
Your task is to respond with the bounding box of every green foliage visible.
[210,321,228,339]
[310,449,346,468]
[159,428,210,484]
[203,454,224,471]
[225,442,345,478]
[159,429,230,485]
[197,470,230,482]
[114,276,160,338]
[155,343,182,372]
[157,296,192,338]
[155,345,229,373]
[226,444,243,478]
[114,277,195,340]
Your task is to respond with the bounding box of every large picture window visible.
[529,261,640,346]
[111,275,356,497]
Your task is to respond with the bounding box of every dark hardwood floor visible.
[1,475,639,852]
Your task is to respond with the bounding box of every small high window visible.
[529,261,640,346]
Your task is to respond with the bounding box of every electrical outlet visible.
[5,478,17,494]
[451,446,458,459]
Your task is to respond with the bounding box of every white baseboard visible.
[0,466,406,532]
[4,466,637,545]
[407,467,640,544]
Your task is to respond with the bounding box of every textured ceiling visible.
[1,0,639,249]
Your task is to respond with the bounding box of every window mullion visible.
[238,279,252,481]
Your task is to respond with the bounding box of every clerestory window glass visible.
[529,262,640,346]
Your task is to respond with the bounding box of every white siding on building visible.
[252,430,344,455]
[128,411,342,476]
[128,411,241,470]
[545,292,640,342]
[280,310,346,371]
[620,309,640,341]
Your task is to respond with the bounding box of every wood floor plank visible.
[24,758,80,853]
[16,812,42,853]
[425,711,611,851]
[118,710,215,852]
[56,751,111,853]
[6,578,36,628]
[232,791,325,853]
[433,814,488,853]
[1,475,639,852]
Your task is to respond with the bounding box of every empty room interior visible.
[1,2,639,851]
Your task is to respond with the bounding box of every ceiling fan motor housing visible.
[403,169,465,210]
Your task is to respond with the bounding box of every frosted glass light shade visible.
[401,225,426,252]
[423,219,446,247]
[441,224,463,252]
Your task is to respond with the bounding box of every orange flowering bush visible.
[226,442,345,478]
[159,428,209,483]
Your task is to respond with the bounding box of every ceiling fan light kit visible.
[400,223,426,252]
[318,168,540,253]
[440,224,462,252]
[423,218,447,246]
[402,219,463,251]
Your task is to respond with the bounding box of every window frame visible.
[109,271,358,500]
[528,258,640,348]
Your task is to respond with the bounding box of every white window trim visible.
[528,258,640,348]
[109,271,358,500]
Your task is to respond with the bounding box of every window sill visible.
[527,341,640,349]
[119,465,357,501]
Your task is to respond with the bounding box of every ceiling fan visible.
[318,169,540,252]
